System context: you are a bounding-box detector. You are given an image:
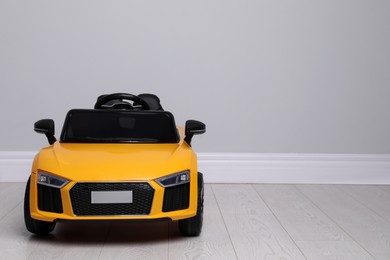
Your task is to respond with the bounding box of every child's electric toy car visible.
[24,93,206,236]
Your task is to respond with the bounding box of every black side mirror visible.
[34,119,57,145]
[184,120,206,146]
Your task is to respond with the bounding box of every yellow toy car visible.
[24,93,206,236]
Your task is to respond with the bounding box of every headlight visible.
[156,170,190,187]
[37,171,69,188]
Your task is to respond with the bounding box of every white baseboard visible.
[1,151,390,184]
[198,153,390,184]
[0,152,36,182]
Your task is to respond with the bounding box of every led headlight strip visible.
[156,170,190,188]
[37,171,70,189]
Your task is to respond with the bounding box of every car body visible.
[24,93,205,236]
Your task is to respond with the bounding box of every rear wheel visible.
[24,177,56,235]
[178,172,204,236]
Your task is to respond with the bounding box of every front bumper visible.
[29,172,198,222]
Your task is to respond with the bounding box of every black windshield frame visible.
[60,109,180,144]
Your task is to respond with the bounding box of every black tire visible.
[24,177,56,235]
[178,172,204,236]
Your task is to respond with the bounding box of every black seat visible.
[137,94,163,110]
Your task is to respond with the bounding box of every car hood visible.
[36,142,195,181]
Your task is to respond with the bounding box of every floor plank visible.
[27,222,110,260]
[98,222,169,260]
[296,241,375,260]
[212,184,306,260]
[0,204,41,260]
[204,184,213,197]
[377,185,390,194]
[2,183,390,259]
[297,185,390,260]
[254,184,351,242]
[0,182,25,220]
[339,185,390,222]
[168,189,237,260]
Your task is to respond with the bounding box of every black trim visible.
[54,217,172,223]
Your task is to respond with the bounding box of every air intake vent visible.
[162,183,190,212]
[70,182,154,216]
[37,184,63,213]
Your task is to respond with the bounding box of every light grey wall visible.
[1,0,389,153]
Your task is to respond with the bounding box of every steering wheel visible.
[94,93,150,110]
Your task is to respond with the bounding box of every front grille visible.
[70,182,154,216]
[162,183,190,212]
[37,184,63,213]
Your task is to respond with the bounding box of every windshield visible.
[60,109,179,143]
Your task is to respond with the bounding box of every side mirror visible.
[184,120,206,146]
[34,119,57,145]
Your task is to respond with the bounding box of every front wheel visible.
[178,172,204,236]
[24,177,56,235]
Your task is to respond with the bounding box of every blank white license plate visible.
[91,191,133,204]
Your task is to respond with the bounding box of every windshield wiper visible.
[126,138,159,143]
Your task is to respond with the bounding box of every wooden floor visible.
[1,183,390,259]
